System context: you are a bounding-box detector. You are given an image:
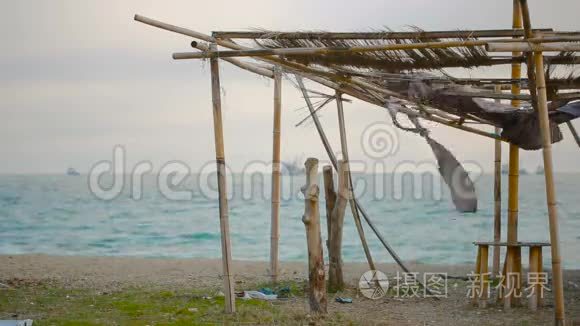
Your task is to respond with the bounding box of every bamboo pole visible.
[487,42,580,52]
[211,29,553,40]
[270,67,282,283]
[492,85,502,277]
[328,160,348,292]
[322,166,337,250]
[209,43,235,313]
[534,51,566,326]
[479,245,490,308]
[295,77,432,294]
[528,246,540,311]
[174,37,580,60]
[440,89,531,101]
[336,91,376,271]
[301,158,327,314]
[504,0,523,309]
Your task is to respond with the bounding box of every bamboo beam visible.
[336,91,376,271]
[492,85,502,277]
[301,158,327,314]
[175,37,580,60]
[174,39,488,59]
[328,160,348,292]
[209,43,235,313]
[440,89,531,101]
[270,67,282,283]
[211,29,554,40]
[535,51,566,326]
[487,42,580,52]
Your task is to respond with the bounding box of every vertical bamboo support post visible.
[270,67,282,283]
[479,245,490,308]
[528,246,540,311]
[302,158,327,314]
[209,43,235,313]
[328,160,348,292]
[322,166,337,250]
[534,52,566,326]
[493,85,502,277]
[472,246,482,305]
[504,0,523,308]
[335,91,376,271]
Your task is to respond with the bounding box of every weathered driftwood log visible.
[322,165,336,251]
[301,158,327,314]
[328,160,348,292]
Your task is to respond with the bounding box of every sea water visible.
[0,173,579,268]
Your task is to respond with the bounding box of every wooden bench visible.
[473,241,550,310]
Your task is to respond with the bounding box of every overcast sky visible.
[1,0,579,174]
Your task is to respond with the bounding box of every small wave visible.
[0,194,21,206]
[178,232,219,241]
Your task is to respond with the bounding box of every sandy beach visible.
[2,254,579,325]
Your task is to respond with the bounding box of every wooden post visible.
[473,246,482,306]
[504,0,523,308]
[528,246,540,311]
[493,85,502,277]
[322,166,336,250]
[270,67,282,283]
[534,51,566,326]
[479,245,490,308]
[335,91,376,271]
[301,158,327,314]
[328,160,348,292]
[209,43,235,313]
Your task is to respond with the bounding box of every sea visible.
[1,173,579,268]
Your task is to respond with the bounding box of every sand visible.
[1,254,579,325]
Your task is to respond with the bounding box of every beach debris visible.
[276,286,291,298]
[240,291,277,301]
[259,287,275,295]
[335,297,353,304]
[0,320,34,326]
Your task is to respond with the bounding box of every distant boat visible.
[282,157,304,176]
[66,168,80,176]
[519,168,529,175]
[535,165,545,175]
